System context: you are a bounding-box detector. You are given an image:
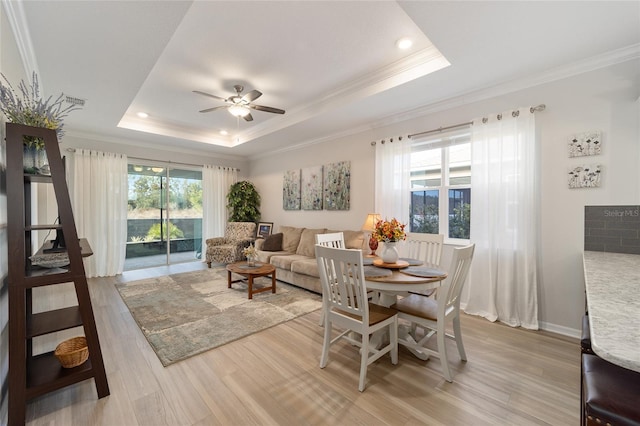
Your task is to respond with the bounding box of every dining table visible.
[363,257,448,359]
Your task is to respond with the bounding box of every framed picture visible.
[301,165,323,210]
[568,164,602,189]
[283,169,301,210]
[257,222,273,239]
[568,130,602,157]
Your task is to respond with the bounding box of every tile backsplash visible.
[584,205,640,254]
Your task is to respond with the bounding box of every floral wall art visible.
[301,166,323,210]
[568,164,601,189]
[323,161,351,210]
[568,130,601,157]
[282,169,301,210]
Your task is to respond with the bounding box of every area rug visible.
[115,267,321,366]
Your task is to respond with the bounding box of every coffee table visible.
[226,261,276,299]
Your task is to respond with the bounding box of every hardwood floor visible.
[26,262,580,425]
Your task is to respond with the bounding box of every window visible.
[409,129,471,240]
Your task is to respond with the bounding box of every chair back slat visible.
[316,245,368,319]
[403,233,444,267]
[316,232,345,248]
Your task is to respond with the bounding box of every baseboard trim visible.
[539,321,580,339]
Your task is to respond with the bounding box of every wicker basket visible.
[54,336,89,368]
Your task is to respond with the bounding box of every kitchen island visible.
[583,250,640,373]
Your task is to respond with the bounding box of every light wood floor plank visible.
[24,262,580,425]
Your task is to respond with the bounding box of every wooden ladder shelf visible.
[6,123,109,425]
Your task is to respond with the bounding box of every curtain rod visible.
[65,149,239,171]
[128,156,240,172]
[407,104,546,140]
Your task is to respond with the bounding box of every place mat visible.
[399,257,423,266]
[401,266,447,278]
[363,266,392,278]
[373,259,409,269]
[362,257,376,266]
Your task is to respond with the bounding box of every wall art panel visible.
[301,165,323,210]
[568,164,601,189]
[324,161,350,210]
[568,130,602,157]
[283,169,301,210]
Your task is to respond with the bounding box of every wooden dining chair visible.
[315,245,398,392]
[403,232,444,268]
[315,233,346,326]
[391,243,475,382]
[404,233,444,297]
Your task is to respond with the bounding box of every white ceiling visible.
[14,1,640,160]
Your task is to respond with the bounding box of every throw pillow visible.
[296,228,327,257]
[262,233,283,251]
[280,226,305,252]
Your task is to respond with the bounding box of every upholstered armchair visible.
[205,222,257,266]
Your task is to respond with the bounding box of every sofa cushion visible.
[262,233,283,251]
[296,228,327,257]
[270,254,309,271]
[280,226,305,253]
[291,258,320,278]
[324,229,364,250]
[256,250,290,264]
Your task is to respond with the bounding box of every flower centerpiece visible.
[243,244,258,266]
[0,72,81,174]
[373,218,407,242]
[373,218,406,264]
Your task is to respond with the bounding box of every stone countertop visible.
[583,251,640,373]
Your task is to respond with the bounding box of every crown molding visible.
[2,0,39,79]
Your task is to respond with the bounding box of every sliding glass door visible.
[125,163,202,270]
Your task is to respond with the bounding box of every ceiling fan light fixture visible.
[228,104,250,117]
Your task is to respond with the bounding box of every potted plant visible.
[227,181,261,222]
[0,72,80,174]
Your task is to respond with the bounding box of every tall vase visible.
[380,241,399,264]
[23,142,49,175]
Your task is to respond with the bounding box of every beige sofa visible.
[254,226,365,294]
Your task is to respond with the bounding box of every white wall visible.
[250,130,377,232]
[249,60,640,336]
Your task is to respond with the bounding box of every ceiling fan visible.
[193,84,285,122]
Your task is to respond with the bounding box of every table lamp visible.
[361,213,381,257]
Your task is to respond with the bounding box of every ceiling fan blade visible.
[243,113,254,122]
[193,90,227,101]
[250,104,285,114]
[241,89,262,103]
[199,105,228,113]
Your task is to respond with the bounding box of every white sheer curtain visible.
[374,137,411,223]
[464,108,539,329]
[68,149,128,278]
[201,165,237,256]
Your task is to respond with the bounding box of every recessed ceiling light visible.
[137,112,149,118]
[396,37,413,50]
[220,130,228,136]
